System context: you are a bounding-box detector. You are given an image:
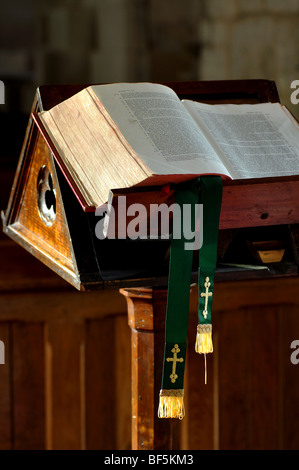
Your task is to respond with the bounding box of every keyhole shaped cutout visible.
[37,166,56,226]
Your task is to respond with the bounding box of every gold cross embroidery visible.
[166,344,184,383]
[200,276,213,319]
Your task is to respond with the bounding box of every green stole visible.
[158,176,223,419]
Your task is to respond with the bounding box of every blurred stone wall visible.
[1,0,298,112]
[199,0,299,118]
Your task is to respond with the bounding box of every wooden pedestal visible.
[120,287,181,450]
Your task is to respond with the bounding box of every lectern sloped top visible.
[2,79,299,291]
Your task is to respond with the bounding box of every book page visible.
[91,83,230,177]
[183,101,299,179]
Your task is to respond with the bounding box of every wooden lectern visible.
[2,80,299,450]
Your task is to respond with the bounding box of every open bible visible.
[34,82,299,210]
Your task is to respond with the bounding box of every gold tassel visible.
[195,324,213,384]
[195,323,213,354]
[158,389,185,419]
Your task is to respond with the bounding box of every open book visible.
[34,82,299,210]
